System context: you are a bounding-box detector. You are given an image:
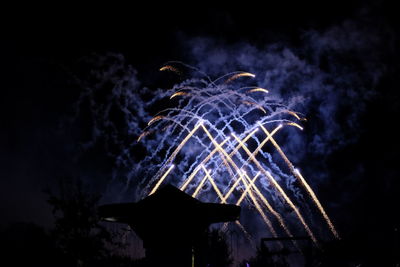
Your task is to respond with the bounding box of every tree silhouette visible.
[46,178,117,267]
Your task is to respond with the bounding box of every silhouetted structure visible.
[99,184,240,267]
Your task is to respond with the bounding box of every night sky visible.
[2,1,400,264]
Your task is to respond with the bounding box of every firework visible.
[243,172,294,240]
[239,171,279,239]
[231,133,318,245]
[147,115,165,126]
[236,172,260,205]
[137,131,151,142]
[149,164,175,195]
[247,87,269,94]
[294,169,340,239]
[225,72,256,83]
[159,65,180,74]
[180,138,230,191]
[286,122,304,130]
[260,124,340,239]
[139,64,338,250]
[192,173,209,198]
[242,100,267,114]
[170,92,190,99]
[201,165,225,202]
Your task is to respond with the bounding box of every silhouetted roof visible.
[99,184,240,241]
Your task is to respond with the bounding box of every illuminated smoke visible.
[137,65,338,247]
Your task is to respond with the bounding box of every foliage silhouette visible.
[46,177,129,267]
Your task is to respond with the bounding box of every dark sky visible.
[1,1,400,261]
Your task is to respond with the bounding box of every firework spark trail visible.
[147,115,166,126]
[229,126,276,180]
[200,124,251,191]
[142,113,190,132]
[149,164,175,195]
[208,120,282,178]
[220,91,270,120]
[139,115,216,184]
[243,172,291,234]
[192,171,212,198]
[239,124,283,169]
[247,88,269,94]
[144,109,234,189]
[200,124,240,183]
[148,71,286,147]
[239,171,280,240]
[200,125,283,239]
[216,128,264,202]
[242,172,301,250]
[137,131,151,142]
[183,90,258,132]
[192,172,209,198]
[228,128,259,159]
[222,171,246,203]
[236,172,260,205]
[149,122,203,191]
[156,107,229,146]
[180,81,265,120]
[259,124,340,239]
[140,117,203,193]
[139,113,207,154]
[224,72,256,83]
[221,172,255,233]
[285,110,302,121]
[159,65,180,74]
[200,124,244,179]
[242,101,267,114]
[142,112,211,148]
[220,128,259,199]
[196,122,281,201]
[231,133,319,246]
[201,166,225,202]
[295,169,340,239]
[175,89,284,163]
[208,71,255,85]
[170,92,190,99]
[239,123,301,189]
[180,138,230,191]
[220,173,257,247]
[243,173,302,252]
[138,113,206,180]
[286,122,304,131]
[143,101,296,204]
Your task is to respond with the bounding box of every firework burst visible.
[138,62,339,249]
